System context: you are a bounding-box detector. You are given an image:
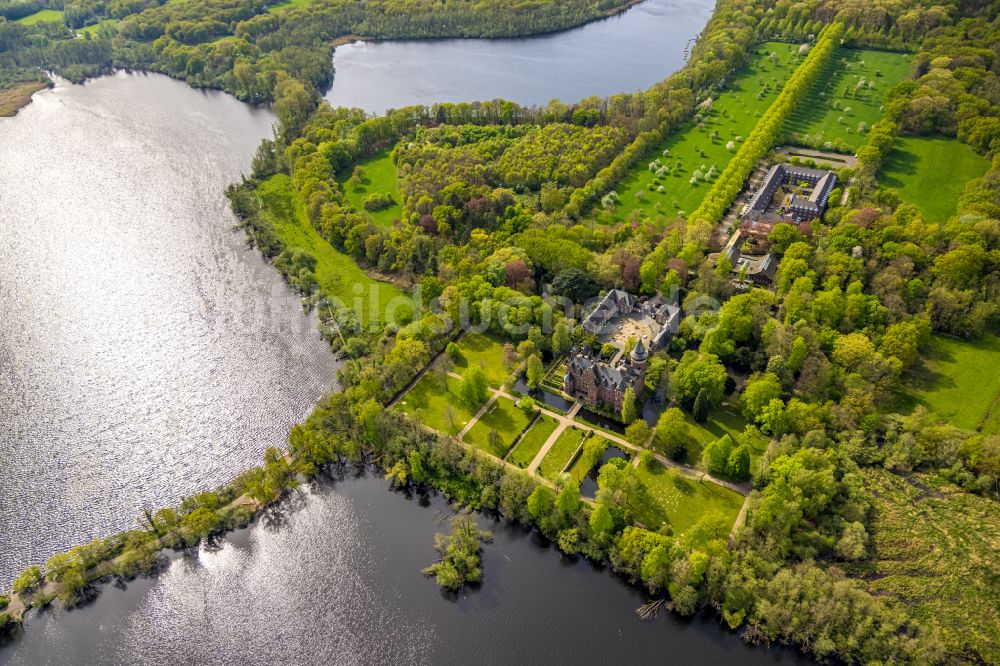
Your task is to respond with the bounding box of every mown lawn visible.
[15,9,63,24]
[463,396,532,457]
[849,469,1000,664]
[881,135,990,224]
[507,414,559,468]
[449,332,513,387]
[785,48,912,152]
[340,150,402,228]
[896,334,1000,431]
[257,174,409,328]
[538,427,588,480]
[607,42,798,222]
[632,460,744,537]
[394,374,482,436]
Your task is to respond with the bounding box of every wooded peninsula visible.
[2,0,999,663]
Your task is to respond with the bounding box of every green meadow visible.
[266,0,316,12]
[257,174,409,327]
[341,150,403,228]
[898,334,1000,432]
[785,48,912,152]
[608,41,799,222]
[632,459,744,538]
[881,135,990,223]
[448,332,512,387]
[15,8,63,24]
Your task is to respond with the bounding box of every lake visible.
[325,0,712,113]
[0,72,339,587]
[0,469,809,665]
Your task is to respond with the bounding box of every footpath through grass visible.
[463,396,532,457]
[607,41,798,222]
[395,374,482,436]
[785,48,912,152]
[632,459,744,537]
[507,414,559,468]
[881,135,990,224]
[340,150,402,227]
[896,333,1000,432]
[257,174,409,327]
[850,469,1000,664]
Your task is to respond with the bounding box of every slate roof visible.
[566,352,641,392]
[747,163,837,218]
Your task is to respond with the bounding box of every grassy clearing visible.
[266,0,315,12]
[881,135,990,224]
[448,332,512,387]
[785,48,912,152]
[632,460,744,537]
[849,469,1000,663]
[895,334,1000,431]
[463,396,532,457]
[257,174,408,327]
[78,18,118,36]
[507,414,559,468]
[15,8,63,24]
[538,427,588,480]
[340,150,402,228]
[607,42,798,222]
[679,406,767,467]
[395,374,482,436]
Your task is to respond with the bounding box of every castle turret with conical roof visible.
[630,339,648,373]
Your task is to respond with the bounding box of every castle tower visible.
[630,339,648,373]
[630,339,648,398]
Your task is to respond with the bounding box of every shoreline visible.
[0,80,49,118]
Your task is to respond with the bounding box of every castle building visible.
[581,290,680,351]
[563,340,647,414]
[747,163,837,221]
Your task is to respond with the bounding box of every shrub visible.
[362,192,394,211]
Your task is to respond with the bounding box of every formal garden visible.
[538,427,589,480]
[506,414,560,468]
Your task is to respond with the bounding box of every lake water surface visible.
[0,469,809,665]
[0,72,339,587]
[325,0,712,113]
